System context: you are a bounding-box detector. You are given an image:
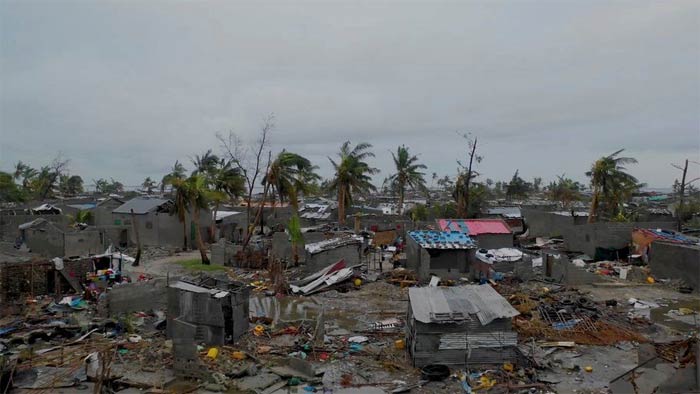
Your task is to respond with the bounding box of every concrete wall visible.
[64,230,105,257]
[105,278,170,316]
[522,209,580,237]
[305,243,362,273]
[649,241,700,292]
[561,221,676,256]
[210,240,239,266]
[523,209,677,257]
[546,252,604,285]
[473,233,513,250]
[24,226,65,257]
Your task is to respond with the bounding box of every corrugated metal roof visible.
[486,207,522,218]
[408,230,476,249]
[437,219,512,235]
[409,285,519,326]
[113,197,171,214]
[67,203,97,210]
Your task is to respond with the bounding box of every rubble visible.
[0,208,697,394]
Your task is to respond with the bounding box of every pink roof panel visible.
[437,219,511,235]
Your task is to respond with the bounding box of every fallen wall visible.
[649,241,700,292]
[105,278,170,316]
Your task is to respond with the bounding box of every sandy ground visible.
[120,250,205,279]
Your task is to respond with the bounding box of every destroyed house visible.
[437,218,513,249]
[406,285,520,367]
[0,256,100,303]
[406,230,476,281]
[304,235,363,273]
[167,276,250,345]
[19,218,106,258]
[167,276,250,377]
[299,201,336,222]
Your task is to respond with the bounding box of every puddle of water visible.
[248,294,368,331]
[649,299,700,332]
[249,294,321,323]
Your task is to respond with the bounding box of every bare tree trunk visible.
[243,152,272,248]
[130,209,141,266]
[464,138,477,218]
[182,218,187,251]
[338,187,346,225]
[245,181,271,248]
[677,159,688,232]
[398,182,405,215]
[588,185,599,223]
[192,206,210,265]
[211,200,220,242]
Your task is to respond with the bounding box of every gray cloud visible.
[1,0,699,189]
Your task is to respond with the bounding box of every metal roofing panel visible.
[113,197,171,214]
[408,230,476,249]
[409,285,519,325]
[67,203,97,210]
[437,219,511,235]
[486,207,522,218]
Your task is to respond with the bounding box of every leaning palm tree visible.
[586,149,639,222]
[388,145,427,215]
[263,151,320,212]
[328,141,379,225]
[173,175,211,264]
[191,150,220,178]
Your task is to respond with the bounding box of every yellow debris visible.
[232,351,246,360]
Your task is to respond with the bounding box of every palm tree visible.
[328,141,379,225]
[262,151,319,261]
[13,161,38,190]
[171,178,190,251]
[172,175,211,264]
[263,151,320,212]
[586,149,639,222]
[191,150,220,177]
[141,177,156,194]
[161,161,187,193]
[209,160,246,239]
[388,145,427,215]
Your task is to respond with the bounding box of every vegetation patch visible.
[174,258,227,272]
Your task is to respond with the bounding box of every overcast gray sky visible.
[1,1,699,189]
